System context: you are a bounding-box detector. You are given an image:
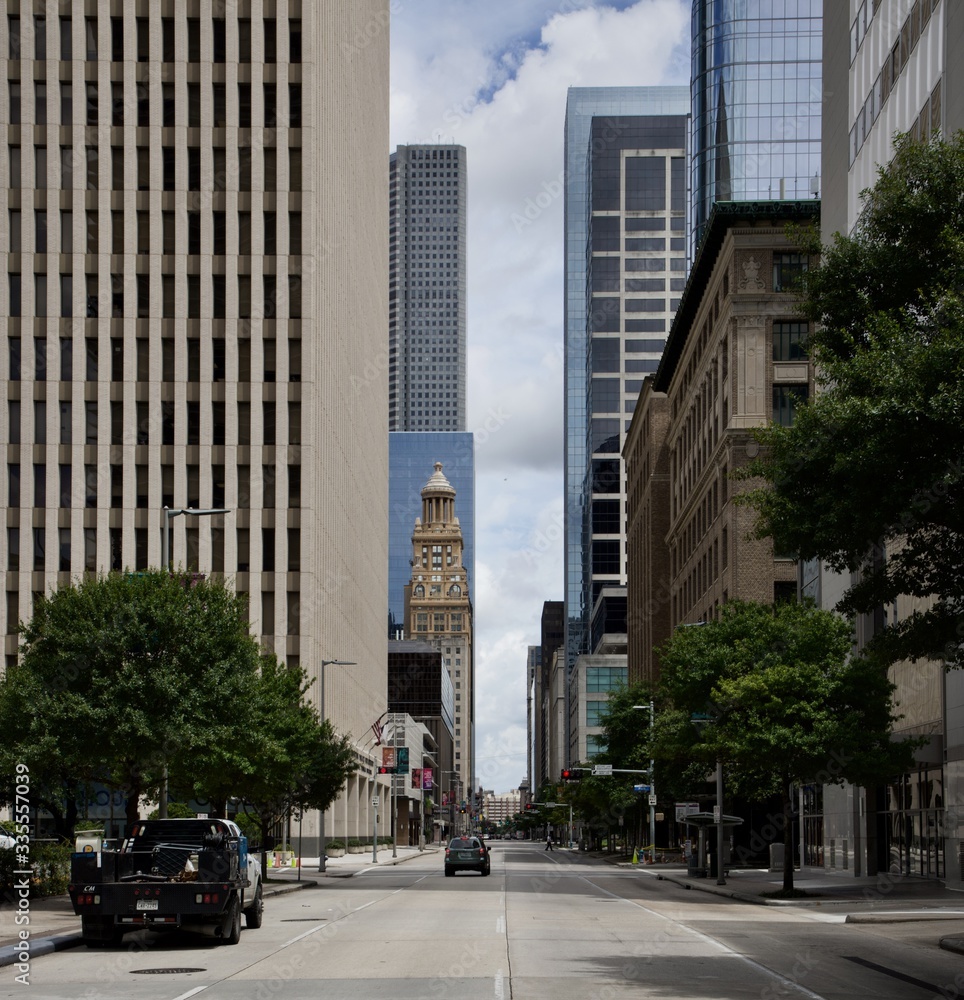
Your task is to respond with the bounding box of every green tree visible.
[219,655,356,872]
[740,131,964,670]
[655,600,919,892]
[0,572,260,830]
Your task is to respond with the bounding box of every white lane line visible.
[496,915,505,933]
[171,987,210,1000]
[280,922,328,949]
[494,968,505,999]
[580,873,830,1000]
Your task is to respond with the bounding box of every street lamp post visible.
[158,505,231,818]
[632,702,657,863]
[317,659,356,872]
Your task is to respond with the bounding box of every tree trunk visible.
[782,780,794,893]
[125,780,141,828]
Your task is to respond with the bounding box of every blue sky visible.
[389,0,691,794]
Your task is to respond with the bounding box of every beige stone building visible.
[625,202,818,681]
[0,2,391,852]
[403,463,473,796]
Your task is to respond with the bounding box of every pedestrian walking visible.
[545,835,553,851]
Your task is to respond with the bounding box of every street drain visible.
[281,917,327,922]
[130,968,206,975]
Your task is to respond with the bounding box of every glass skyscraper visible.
[691,0,823,251]
[563,87,689,669]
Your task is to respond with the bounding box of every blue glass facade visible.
[388,432,475,634]
[564,88,689,669]
[691,0,823,251]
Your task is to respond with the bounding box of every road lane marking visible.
[280,922,328,948]
[578,873,830,1000]
[496,915,505,933]
[171,988,209,1000]
[494,968,505,999]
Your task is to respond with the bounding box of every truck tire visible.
[244,881,263,929]
[222,894,242,945]
[82,916,121,947]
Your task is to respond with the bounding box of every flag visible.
[371,718,384,746]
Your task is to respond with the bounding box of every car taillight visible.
[445,850,450,858]
[479,847,486,853]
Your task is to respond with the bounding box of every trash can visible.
[687,854,706,878]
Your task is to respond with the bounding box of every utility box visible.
[769,843,784,872]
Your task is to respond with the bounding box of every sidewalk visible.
[0,844,434,968]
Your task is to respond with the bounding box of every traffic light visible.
[561,768,580,781]
[524,802,534,812]
[377,765,396,774]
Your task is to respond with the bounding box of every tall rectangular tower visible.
[388,144,467,432]
[0,3,391,853]
[563,87,689,672]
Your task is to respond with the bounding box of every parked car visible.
[444,835,490,877]
[0,824,15,850]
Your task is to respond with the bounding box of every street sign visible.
[675,801,699,822]
[593,764,613,776]
[633,784,651,792]
[648,794,657,806]
[713,805,721,822]
[372,797,379,806]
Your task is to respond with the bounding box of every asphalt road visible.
[3,842,962,999]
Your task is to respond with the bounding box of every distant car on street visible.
[444,835,490,877]
[0,824,16,849]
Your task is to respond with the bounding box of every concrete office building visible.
[0,3,391,852]
[388,144,466,433]
[691,0,823,252]
[815,0,963,880]
[563,87,688,760]
[534,600,563,790]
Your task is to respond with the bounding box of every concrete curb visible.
[0,878,317,968]
[846,911,964,924]
[940,936,964,955]
[0,930,85,969]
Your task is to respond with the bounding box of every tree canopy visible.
[0,572,356,838]
[740,132,964,670]
[654,600,920,890]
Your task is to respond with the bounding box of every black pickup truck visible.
[68,818,263,946]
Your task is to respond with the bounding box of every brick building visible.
[625,202,818,680]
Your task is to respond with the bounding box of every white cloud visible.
[391,1,690,793]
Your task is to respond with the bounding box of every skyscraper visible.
[816,0,962,883]
[0,3,391,853]
[388,144,467,432]
[403,462,474,798]
[563,87,689,676]
[690,0,823,251]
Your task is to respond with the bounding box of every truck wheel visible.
[82,916,121,948]
[222,894,242,945]
[244,882,263,929]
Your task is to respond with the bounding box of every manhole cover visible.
[281,918,327,922]
[131,968,206,975]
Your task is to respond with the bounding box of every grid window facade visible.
[388,145,467,432]
[1,3,308,659]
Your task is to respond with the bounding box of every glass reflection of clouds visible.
[691,0,823,252]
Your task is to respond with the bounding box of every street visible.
[3,842,963,1000]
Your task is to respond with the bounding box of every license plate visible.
[136,899,159,911]
[459,852,476,860]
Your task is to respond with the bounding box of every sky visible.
[389,0,691,795]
